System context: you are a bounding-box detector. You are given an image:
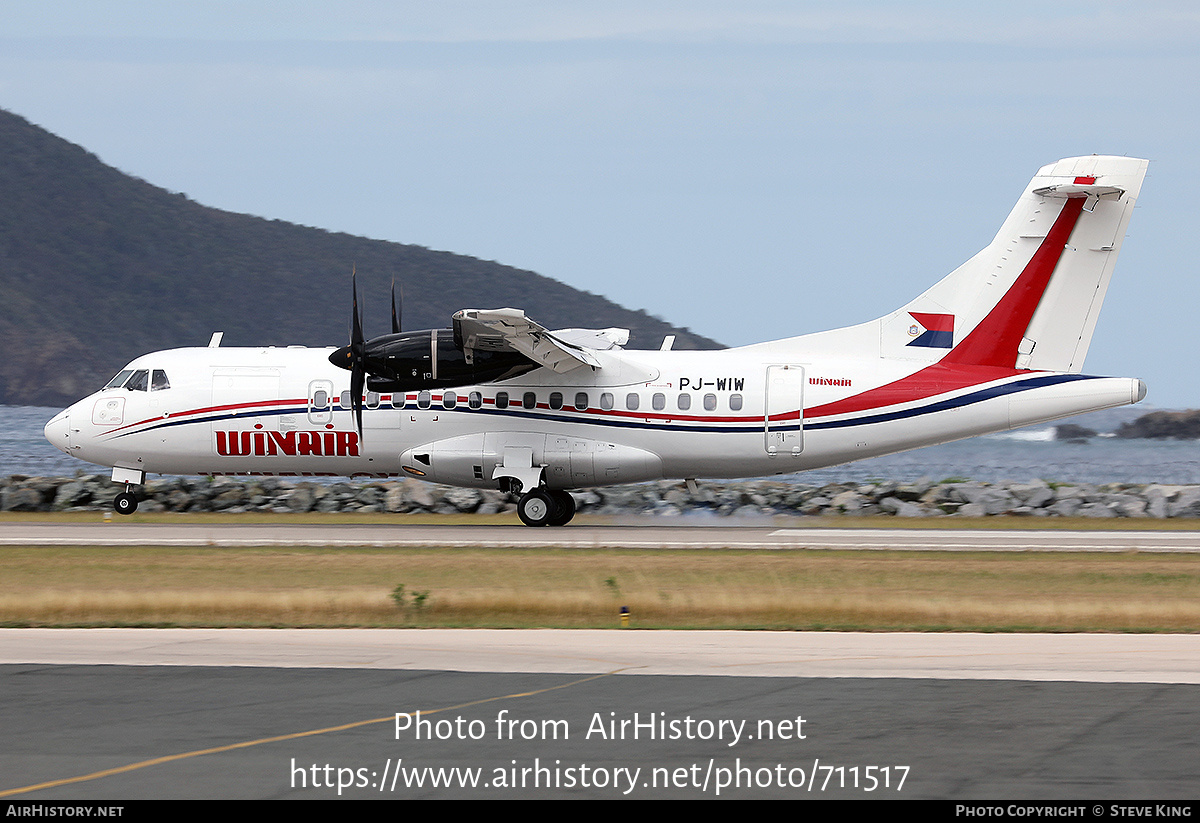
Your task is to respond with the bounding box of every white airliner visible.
[45,155,1148,526]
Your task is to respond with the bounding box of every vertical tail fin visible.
[881,155,1147,372]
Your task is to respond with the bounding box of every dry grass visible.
[1,544,1199,631]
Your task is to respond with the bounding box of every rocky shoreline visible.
[1115,410,1200,440]
[5,474,1200,519]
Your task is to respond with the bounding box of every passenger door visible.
[764,365,804,455]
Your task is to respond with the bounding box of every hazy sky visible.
[2,1,1197,406]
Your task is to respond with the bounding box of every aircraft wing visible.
[452,308,628,373]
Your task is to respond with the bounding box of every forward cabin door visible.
[764,365,804,455]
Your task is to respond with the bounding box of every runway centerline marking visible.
[0,668,629,798]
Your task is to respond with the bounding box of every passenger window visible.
[366,392,381,409]
[677,393,691,411]
[125,370,149,392]
[339,390,351,408]
[523,392,537,410]
[469,391,482,409]
[626,393,640,411]
[442,392,456,410]
[495,392,509,409]
[730,394,743,411]
[418,391,431,410]
[600,393,614,410]
[151,370,170,391]
[574,392,588,410]
[704,393,717,411]
[312,389,329,409]
[652,393,665,411]
[549,392,563,410]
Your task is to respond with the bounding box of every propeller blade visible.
[349,268,366,441]
[391,279,402,335]
[350,359,365,441]
[352,269,364,350]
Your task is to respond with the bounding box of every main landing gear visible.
[517,489,576,527]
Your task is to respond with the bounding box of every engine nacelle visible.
[330,329,536,392]
[400,432,664,491]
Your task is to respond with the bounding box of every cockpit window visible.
[105,370,134,389]
[151,370,171,391]
[125,370,149,392]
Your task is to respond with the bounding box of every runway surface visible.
[7,633,1200,681]
[4,521,1200,550]
[3,628,1200,682]
[1,629,1198,799]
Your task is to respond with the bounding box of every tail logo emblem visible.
[906,312,954,349]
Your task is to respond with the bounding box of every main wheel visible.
[517,489,554,527]
[547,490,576,526]
[114,492,138,515]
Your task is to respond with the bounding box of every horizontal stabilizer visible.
[1031,182,1125,200]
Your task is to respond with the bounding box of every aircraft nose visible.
[44,409,71,454]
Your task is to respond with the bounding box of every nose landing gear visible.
[113,489,139,515]
[110,467,145,516]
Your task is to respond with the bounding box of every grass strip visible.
[1,544,1198,631]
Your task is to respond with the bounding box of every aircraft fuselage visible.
[44,342,1143,489]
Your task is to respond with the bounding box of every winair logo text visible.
[215,431,360,457]
[810,377,852,387]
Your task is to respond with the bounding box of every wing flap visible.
[453,308,626,373]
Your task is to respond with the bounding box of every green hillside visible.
[0,109,719,406]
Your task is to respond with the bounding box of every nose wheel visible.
[516,489,576,527]
[108,469,145,516]
[114,489,138,515]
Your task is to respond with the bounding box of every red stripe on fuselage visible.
[104,397,308,436]
[806,362,1021,420]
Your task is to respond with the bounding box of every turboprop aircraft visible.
[44,155,1149,526]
